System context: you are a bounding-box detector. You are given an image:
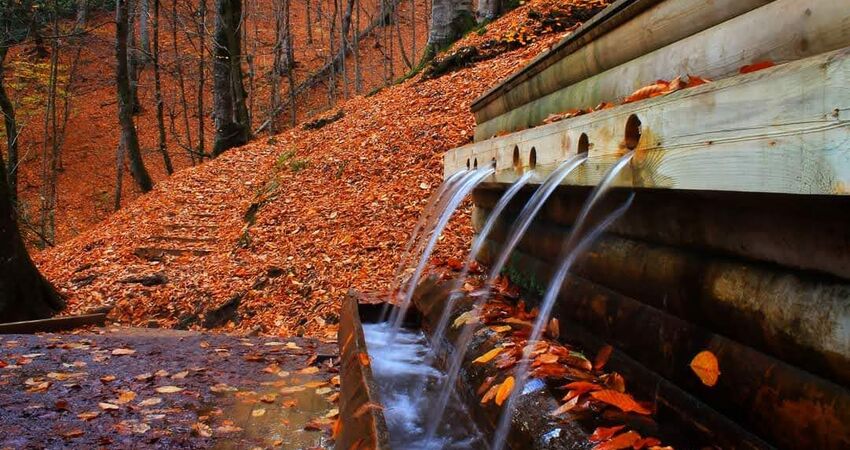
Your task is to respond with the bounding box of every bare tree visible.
[116,0,154,193]
[152,0,173,174]
[0,47,18,207]
[212,0,250,155]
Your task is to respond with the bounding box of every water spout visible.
[389,165,496,339]
[429,170,536,355]
[491,151,635,450]
[425,154,587,440]
[485,153,587,286]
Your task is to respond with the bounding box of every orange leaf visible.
[358,352,371,366]
[740,60,775,74]
[473,347,503,364]
[481,384,499,404]
[690,350,720,386]
[590,390,652,415]
[592,430,642,450]
[624,81,669,103]
[594,345,613,370]
[495,376,515,406]
[590,425,625,442]
[632,436,662,449]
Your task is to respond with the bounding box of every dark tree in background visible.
[0,149,63,322]
[212,0,251,156]
[116,0,154,193]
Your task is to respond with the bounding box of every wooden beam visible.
[446,47,850,195]
[0,313,107,334]
[475,0,850,140]
[480,243,850,450]
[471,0,772,126]
[475,204,850,387]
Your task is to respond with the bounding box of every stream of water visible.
[363,322,486,450]
[389,165,496,339]
[491,151,635,450]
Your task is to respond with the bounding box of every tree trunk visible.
[425,0,473,58]
[138,0,151,59]
[0,149,64,322]
[196,0,207,160]
[212,0,250,156]
[116,0,154,192]
[0,47,18,207]
[127,0,143,113]
[153,0,172,174]
[476,0,502,22]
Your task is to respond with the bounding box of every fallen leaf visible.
[252,408,266,417]
[138,397,162,407]
[590,390,651,415]
[489,325,512,333]
[111,348,136,356]
[594,345,613,370]
[690,350,720,387]
[590,425,625,442]
[62,429,85,439]
[495,376,515,406]
[171,371,189,379]
[260,393,277,403]
[100,375,116,383]
[550,395,580,416]
[99,402,120,411]
[77,411,100,420]
[155,386,184,394]
[192,422,213,437]
[116,390,137,404]
[357,352,370,366]
[740,60,775,74]
[473,347,503,364]
[592,430,641,450]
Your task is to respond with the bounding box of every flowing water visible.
[381,169,469,321]
[389,165,496,339]
[363,322,486,450]
[429,170,536,354]
[392,169,469,288]
[485,153,587,284]
[425,155,586,439]
[491,151,635,450]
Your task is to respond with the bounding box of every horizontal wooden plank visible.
[472,0,771,125]
[475,0,850,140]
[446,46,850,195]
[0,313,107,334]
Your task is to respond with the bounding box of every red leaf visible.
[594,345,613,370]
[590,390,652,415]
[740,60,775,74]
[590,425,625,442]
[592,430,641,450]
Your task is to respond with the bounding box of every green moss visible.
[501,255,546,297]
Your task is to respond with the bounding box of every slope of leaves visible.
[35,0,612,337]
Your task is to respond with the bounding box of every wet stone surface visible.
[0,327,339,449]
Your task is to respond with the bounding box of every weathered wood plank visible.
[446,47,850,195]
[475,0,850,139]
[473,186,850,281]
[475,203,850,386]
[472,0,772,126]
[0,313,107,334]
[480,243,850,450]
